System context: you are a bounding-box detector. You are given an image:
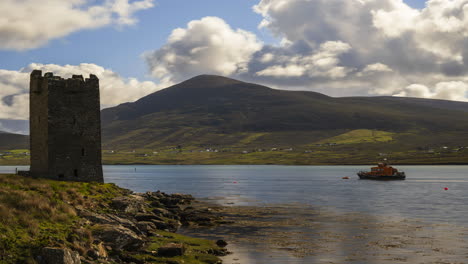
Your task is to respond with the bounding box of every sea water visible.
[2,165,467,224]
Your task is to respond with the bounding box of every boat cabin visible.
[369,163,398,176]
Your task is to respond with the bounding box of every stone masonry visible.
[29,70,103,182]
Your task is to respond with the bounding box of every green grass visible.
[315,129,394,144]
[0,174,224,264]
[1,128,468,166]
[129,230,222,264]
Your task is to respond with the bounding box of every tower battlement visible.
[29,70,103,182]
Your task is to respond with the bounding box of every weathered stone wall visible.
[30,70,49,177]
[30,70,103,182]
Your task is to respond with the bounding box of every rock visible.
[171,193,194,204]
[86,250,99,260]
[180,208,220,226]
[95,242,108,259]
[111,195,147,214]
[92,224,144,251]
[141,191,164,201]
[39,247,81,264]
[207,248,229,256]
[151,220,172,231]
[149,200,163,207]
[157,243,186,257]
[135,213,164,222]
[86,242,108,260]
[79,211,143,235]
[166,205,183,215]
[152,208,171,217]
[136,221,157,234]
[216,240,228,247]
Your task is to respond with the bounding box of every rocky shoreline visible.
[0,174,229,264]
[43,191,229,264]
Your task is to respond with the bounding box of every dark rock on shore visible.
[157,243,186,257]
[216,240,228,247]
[38,247,81,264]
[38,190,227,264]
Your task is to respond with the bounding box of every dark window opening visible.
[81,148,85,156]
[74,169,78,177]
[58,174,64,179]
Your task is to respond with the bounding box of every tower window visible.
[81,148,85,156]
[74,169,78,177]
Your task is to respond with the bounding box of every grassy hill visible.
[1,75,468,165]
[0,174,225,263]
[96,75,468,164]
[0,131,28,150]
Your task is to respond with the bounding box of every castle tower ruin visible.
[29,70,103,182]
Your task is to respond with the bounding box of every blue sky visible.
[0,0,270,80]
[1,0,467,130]
[0,0,427,80]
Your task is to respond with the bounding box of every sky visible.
[2,0,468,132]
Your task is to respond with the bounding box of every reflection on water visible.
[101,165,468,225]
[2,165,468,224]
[2,165,468,263]
[181,203,468,264]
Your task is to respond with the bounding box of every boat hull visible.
[357,172,406,180]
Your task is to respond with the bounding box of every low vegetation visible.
[0,174,224,264]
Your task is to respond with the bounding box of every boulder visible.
[151,220,172,231]
[92,224,144,251]
[39,247,81,264]
[87,242,108,260]
[79,211,143,235]
[152,208,171,217]
[216,240,228,247]
[110,195,147,214]
[136,221,157,234]
[180,208,220,226]
[157,243,186,257]
[135,213,164,222]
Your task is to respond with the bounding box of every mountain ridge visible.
[101,75,468,151]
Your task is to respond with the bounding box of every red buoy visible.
[444,187,449,191]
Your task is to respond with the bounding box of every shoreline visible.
[2,163,468,167]
[0,174,228,264]
[181,201,468,264]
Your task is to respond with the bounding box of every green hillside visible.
[1,75,468,165]
[0,131,28,150]
[97,75,468,165]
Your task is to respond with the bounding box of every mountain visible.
[0,131,29,150]
[101,75,468,152]
[0,119,29,135]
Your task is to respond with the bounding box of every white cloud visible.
[0,0,154,50]
[395,82,468,101]
[249,0,468,101]
[144,17,263,82]
[256,41,353,78]
[256,64,306,77]
[372,0,468,61]
[0,63,165,120]
[358,63,393,76]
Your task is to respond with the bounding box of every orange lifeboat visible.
[357,163,406,180]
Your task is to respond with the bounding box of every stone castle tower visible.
[29,70,103,182]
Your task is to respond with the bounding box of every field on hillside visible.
[2,129,467,165]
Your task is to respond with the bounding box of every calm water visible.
[3,165,468,263]
[2,165,467,224]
